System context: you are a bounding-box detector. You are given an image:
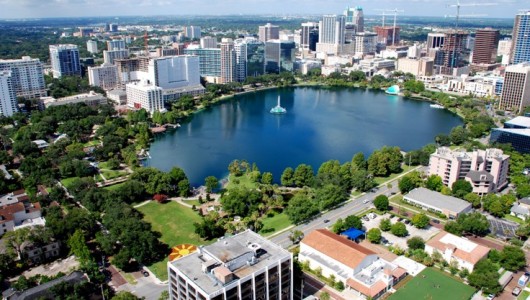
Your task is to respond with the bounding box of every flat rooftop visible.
[404,187,471,213]
[493,128,530,137]
[505,116,530,129]
[169,230,291,295]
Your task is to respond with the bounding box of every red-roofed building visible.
[299,229,406,299]
[0,190,43,237]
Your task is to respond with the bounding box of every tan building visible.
[397,57,434,77]
[220,38,235,84]
[429,147,510,194]
[425,231,489,271]
[498,62,530,113]
[258,23,280,42]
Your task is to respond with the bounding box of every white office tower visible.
[87,40,98,54]
[0,71,17,117]
[185,26,202,39]
[200,36,218,49]
[0,56,46,99]
[316,15,346,55]
[126,80,164,113]
[103,49,129,65]
[234,39,247,82]
[499,62,530,113]
[220,39,236,84]
[145,55,201,89]
[88,63,119,90]
[107,39,126,51]
[407,44,421,58]
[49,44,81,78]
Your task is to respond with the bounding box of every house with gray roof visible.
[403,187,472,219]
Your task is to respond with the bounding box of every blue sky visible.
[0,0,525,19]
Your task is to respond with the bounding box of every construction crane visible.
[447,0,496,30]
[374,9,404,46]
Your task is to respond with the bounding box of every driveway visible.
[116,275,167,300]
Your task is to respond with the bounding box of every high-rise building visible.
[220,39,235,84]
[109,24,119,32]
[107,39,126,51]
[115,57,150,88]
[497,38,512,56]
[185,26,202,39]
[88,63,119,90]
[439,31,468,75]
[103,49,129,65]
[141,55,201,90]
[156,47,179,57]
[343,6,364,32]
[184,46,221,81]
[397,57,434,77]
[78,27,93,37]
[429,147,509,195]
[167,230,293,300]
[87,40,98,54]
[234,39,247,82]
[354,32,378,55]
[200,36,218,49]
[510,10,530,64]
[498,63,530,113]
[49,44,81,78]
[301,22,319,51]
[246,39,266,78]
[126,80,164,112]
[471,28,499,71]
[265,40,295,74]
[427,33,445,50]
[0,71,17,117]
[316,15,346,55]
[258,23,280,43]
[0,56,46,99]
[374,26,400,46]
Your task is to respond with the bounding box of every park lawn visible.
[226,174,259,190]
[103,182,127,191]
[260,212,292,237]
[101,169,128,180]
[82,140,100,147]
[388,268,475,300]
[136,201,211,281]
[374,165,415,185]
[518,290,530,300]
[60,177,81,189]
[504,214,524,225]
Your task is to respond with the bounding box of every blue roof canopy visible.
[341,228,365,240]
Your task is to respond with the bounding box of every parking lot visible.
[488,217,518,238]
[362,213,440,250]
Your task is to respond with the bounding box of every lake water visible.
[145,87,463,185]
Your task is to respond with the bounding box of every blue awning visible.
[341,228,365,240]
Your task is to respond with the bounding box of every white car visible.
[363,199,370,204]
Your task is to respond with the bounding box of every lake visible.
[145,87,463,185]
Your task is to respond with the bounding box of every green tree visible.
[406,236,425,250]
[204,176,219,193]
[367,228,382,243]
[464,192,482,208]
[411,213,430,229]
[293,164,314,187]
[288,230,304,244]
[351,152,367,170]
[391,222,408,237]
[444,220,463,235]
[373,195,389,211]
[468,259,501,295]
[315,184,347,210]
[112,291,141,300]
[280,167,294,186]
[379,218,391,231]
[398,171,423,194]
[158,290,169,300]
[425,175,444,192]
[449,126,469,145]
[284,191,318,224]
[68,229,91,268]
[343,215,363,230]
[500,246,526,271]
[350,169,376,192]
[261,172,273,185]
[451,179,473,198]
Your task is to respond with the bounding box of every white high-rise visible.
[104,49,129,65]
[316,15,346,55]
[0,56,46,99]
[185,26,201,39]
[126,80,164,113]
[87,40,98,54]
[88,63,119,90]
[499,62,530,113]
[0,71,17,117]
[143,55,201,89]
[200,36,218,49]
[107,39,126,51]
[234,39,247,82]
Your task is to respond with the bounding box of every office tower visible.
[471,28,499,71]
[126,80,164,113]
[510,10,530,64]
[374,26,400,46]
[316,15,346,54]
[258,23,280,42]
[498,63,530,113]
[49,44,81,78]
[0,71,17,117]
[184,47,222,81]
[104,23,110,32]
[185,26,201,39]
[78,27,93,37]
[88,63,119,90]
[246,39,265,77]
[156,47,178,57]
[407,44,421,58]
[301,22,319,51]
[427,33,445,50]
[103,49,129,65]
[234,39,247,82]
[265,40,295,74]
[0,56,46,99]
[144,55,201,90]
[497,38,512,56]
[344,6,364,31]
[219,39,236,84]
[87,40,98,54]
[439,31,468,75]
[109,24,118,32]
[354,32,378,55]
[167,230,293,300]
[107,39,126,51]
[200,36,218,49]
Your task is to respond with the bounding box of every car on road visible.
[432,219,440,224]
[363,199,370,204]
[142,270,150,277]
[485,294,495,300]
[323,219,330,223]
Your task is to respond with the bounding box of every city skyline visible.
[0,0,526,19]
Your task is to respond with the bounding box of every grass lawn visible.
[82,140,100,147]
[60,177,81,189]
[518,290,530,300]
[388,268,475,300]
[504,214,524,225]
[226,174,259,190]
[136,201,211,281]
[101,169,128,180]
[103,182,127,191]
[260,212,292,237]
[374,165,415,185]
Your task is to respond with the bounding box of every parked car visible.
[432,219,440,224]
[362,216,369,221]
[512,287,521,296]
[363,199,370,204]
[142,270,150,277]
[485,294,495,300]
[323,219,330,223]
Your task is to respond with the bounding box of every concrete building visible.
[144,55,201,90]
[5,271,87,300]
[301,22,319,51]
[115,56,150,87]
[245,39,266,78]
[168,230,292,300]
[299,229,406,299]
[107,39,126,51]
[258,23,280,43]
[0,71,17,117]
[510,10,530,64]
[185,26,201,39]
[354,32,377,55]
[200,36,218,49]
[511,197,530,220]
[220,39,236,84]
[427,33,445,50]
[184,46,221,83]
[0,56,46,99]
[497,38,512,56]
[425,231,489,271]
[344,6,364,32]
[86,40,98,54]
[234,39,247,82]
[490,116,530,154]
[126,80,164,113]
[403,188,472,219]
[397,57,434,77]
[88,63,119,91]
[374,26,400,46]
[439,31,468,75]
[40,91,108,109]
[103,49,129,65]
[265,40,295,74]
[49,44,81,78]
[0,190,43,237]
[429,147,510,194]
[107,89,127,105]
[498,63,530,113]
[471,28,500,72]
[156,47,179,57]
[316,15,346,55]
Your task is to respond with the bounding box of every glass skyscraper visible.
[511,11,530,64]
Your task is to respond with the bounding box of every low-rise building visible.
[397,57,434,77]
[425,231,490,271]
[39,91,108,109]
[4,271,87,300]
[490,116,530,154]
[403,188,472,219]
[511,197,530,220]
[107,89,127,105]
[299,229,406,299]
[0,190,43,236]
